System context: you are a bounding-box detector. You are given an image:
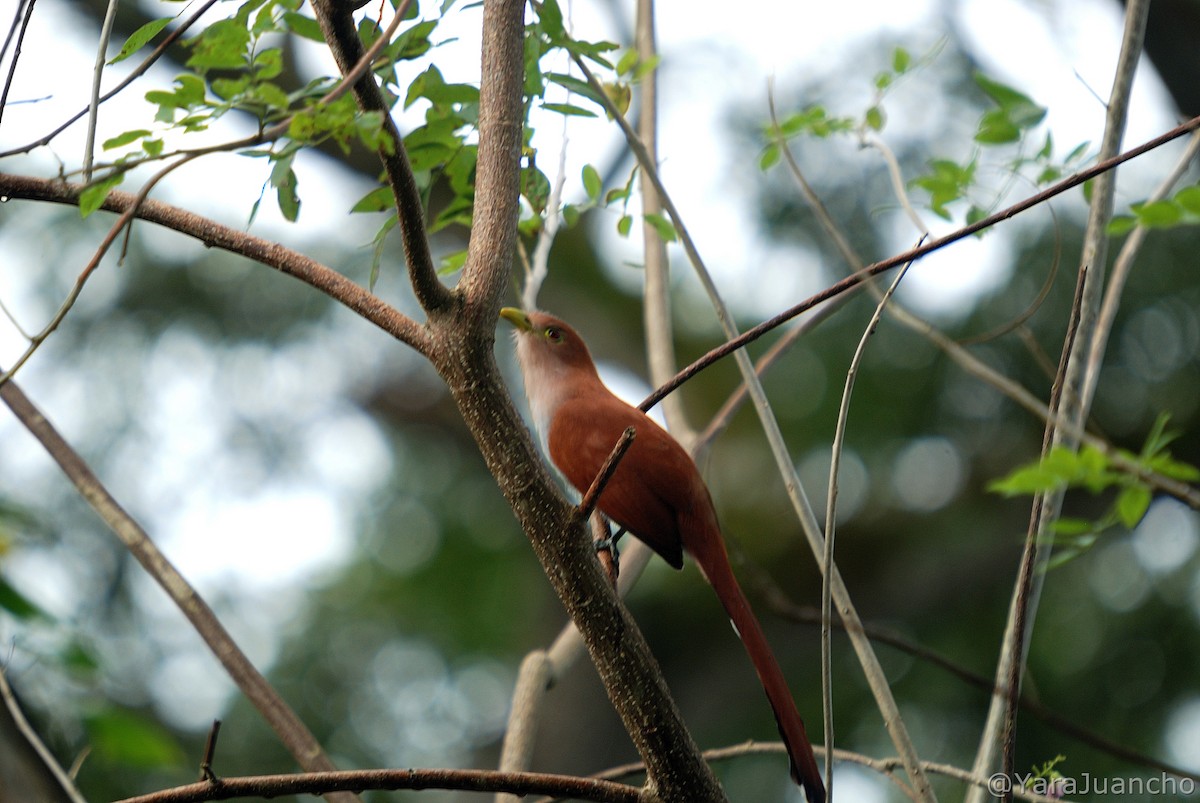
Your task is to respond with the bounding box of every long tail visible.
[690,526,826,803]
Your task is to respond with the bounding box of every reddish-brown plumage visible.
[502,308,826,803]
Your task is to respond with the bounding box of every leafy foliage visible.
[989,414,1200,565]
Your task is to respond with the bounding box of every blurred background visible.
[1,0,1199,800]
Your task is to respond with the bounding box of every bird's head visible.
[500,307,603,429]
[500,307,599,378]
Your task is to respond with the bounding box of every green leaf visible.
[1115,484,1151,528]
[1141,412,1178,458]
[1131,199,1183,228]
[616,214,633,237]
[616,48,639,77]
[539,0,564,40]
[351,186,395,213]
[1052,517,1097,537]
[390,19,438,61]
[543,72,607,108]
[1107,215,1137,236]
[521,165,551,215]
[541,102,597,118]
[253,47,283,80]
[1147,455,1200,482]
[86,709,186,769]
[368,214,398,291]
[643,212,677,242]
[975,109,1020,144]
[283,11,324,42]
[186,18,251,70]
[973,73,1045,144]
[561,203,580,227]
[1173,185,1200,215]
[759,143,780,171]
[974,73,1046,127]
[631,54,661,82]
[79,172,125,218]
[274,167,300,221]
[438,248,469,275]
[581,164,602,202]
[989,463,1065,496]
[864,104,885,131]
[0,575,47,620]
[109,18,172,64]
[102,129,152,150]
[559,36,619,68]
[892,46,911,73]
[1064,141,1090,164]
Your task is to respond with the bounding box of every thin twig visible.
[575,426,636,523]
[822,255,915,800]
[640,108,1200,414]
[83,0,120,181]
[115,767,642,803]
[1,372,359,803]
[0,667,90,803]
[0,153,200,388]
[969,3,1151,796]
[1080,128,1200,407]
[0,0,220,158]
[0,172,431,353]
[1002,261,1089,801]
[199,719,221,782]
[574,51,935,802]
[575,428,637,584]
[584,742,1069,803]
[0,0,36,130]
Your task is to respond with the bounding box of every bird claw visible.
[593,527,626,585]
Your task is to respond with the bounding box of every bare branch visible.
[639,109,1200,413]
[573,50,937,803]
[0,378,358,803]
[0,667,89,803]
[0,172,431,355]
[309,0,451,314]
[0,0,220,159]
[114,767,642,803]
[822,256,914,795]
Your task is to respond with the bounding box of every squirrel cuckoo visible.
[501,307,825,803]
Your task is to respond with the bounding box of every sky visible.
[2,0,1198,786]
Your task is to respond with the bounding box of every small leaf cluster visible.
[761,45,927,172]
[910,74,1062,223]
[989,414,1200,566]
[1108,184,1200,235]
[759,45,1092,227]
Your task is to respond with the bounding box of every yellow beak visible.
[499,307,533,332]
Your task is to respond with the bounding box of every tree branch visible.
[114,767,642,803]
[0,377,359,803]
[0,172,431,354]
[309,0,451,314]
[639,109,1200,413]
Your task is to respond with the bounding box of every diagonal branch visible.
[0,172,430,354]
[309,0,450,314]
[574,51,937,803]
[639,109,1200,412]
[0,377,360,803]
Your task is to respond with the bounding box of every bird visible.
[500,307,826,803]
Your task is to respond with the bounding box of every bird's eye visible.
[545,326,564,344]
